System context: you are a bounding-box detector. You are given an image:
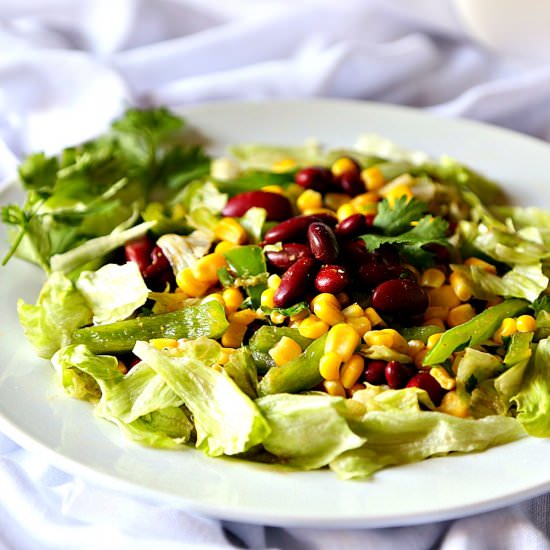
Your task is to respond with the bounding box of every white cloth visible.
[2,1,550,548]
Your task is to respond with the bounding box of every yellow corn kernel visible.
[325,323,361,362]
[331,157,358,177]
[267,274,281,290]
[229,308,257,325]
[221,322,248,348]
[364,307,386,327]
[420,268,446,289]
[150,338,178,350]
[363,328,408,354]
[449,271,473,302]
[255,308,266,320]
[383,183,413,207]
[271,158,297,173]
[323,380,346,397]
[447,303,476,328]
[424,306,449,321]
[351,192,379,211]
[218,348,234,365]
[423,318,446,330]
[214,218,247,244]
[202,292,225,306]
[429,367,456,391]
[319,351,343,380]
[324,193,350,211]
[191,252,227,284]
[301,207,337,217]
[361,166,385,191]
[336,203,357,222]
[414,348,429,369]
[261,184,286,195]
[290,309,310,322]
[426,332,443,350]
[297,189,323,212]
[464,257,497,274]
[494,317,517,344]
[516,314,537,333]
[340,354,365,389]
[342,303,364,318]
[428,285,461,308]
[260,288,276,309]
[313,301,345,326]
[407,339,425,358]
[214,240,238,255]
[298,315,330,339]
[222,287,244,314]
[269,336,303,367]
[270,311,286,324]
[311,293,339,309]
[346,316,372,337]
[176,268,210,297]
[438,391,469,418]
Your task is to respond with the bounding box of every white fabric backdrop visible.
[2,1,550,548]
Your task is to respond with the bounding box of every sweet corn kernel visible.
[297,189,323,212]
[420,268,446,288]
[449,271,473,302]
[302,207,337,217]
[202,292,225,306]
[438,391,469,418]
[464,257,497,274]
[267,274,282,290]
[150,338,178,350]
[363,328,408,353]
[447,303,476,328]
[313,302,345,326]
[340,354,365,389]
[423,318,446,331]
[221,322,247,348]
[426,332,443,350]
[270,311,286,324]
[218,348,233,365]
[346,316,372,337]
[407,339,425,358]
[383,183,413,206]
[323,380,346,397]
[319,351,343,380]
[325,324,361,362]
[229,309,257,325]
[269,336,303,366]
[255,308,266,320]
[261,184,286,195]
[361,166,385,191]
[494,317,517,344]
[424,306,449,321]
[191,253,227,283]
[516,314,537,333]
[351,192,379,212]
[430,367,456,390]
[364,307,386,327]
[342,303,364,318]
[311,292,341,309]
[298,315,330,339]
[222,287,244,314]
[271,158,297,173]
[331,157,358,177]
[176,268,210,297]
[336,203,357,221]
[324,193,350,211]
[214,217,247,244]
[290,309,310,322]
[214,240,238,255]
[428,285,461,308]
[260,288,276,309]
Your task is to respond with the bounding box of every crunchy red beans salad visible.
[4,107,550,478]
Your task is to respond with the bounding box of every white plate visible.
[2,99,550,528]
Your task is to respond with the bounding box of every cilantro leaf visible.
[18,153,58,194]
[532,295,550,315]
[373,196,428,236]
[157,145,211,190]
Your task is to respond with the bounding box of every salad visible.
[3,106,550,480]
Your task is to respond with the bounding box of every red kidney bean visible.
[274,257,317,308]
[314,264,349,293]
[335,214,369,238]
[364,360,387,385]
[425,243,451,263]
[263,214,337,244]
[308,222,339,263]
[374,244,401,265]
[357,263,411,288]
[407,372,446,405]
[335,172,365,197]
[385,361,416,389]
[143,246,174,290]
[265,243,312,271]
[372,278,429,315]
[222,191,292,221]
[295,166,333,192]
[125,236,154,274]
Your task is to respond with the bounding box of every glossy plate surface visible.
[1,100,550,528]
